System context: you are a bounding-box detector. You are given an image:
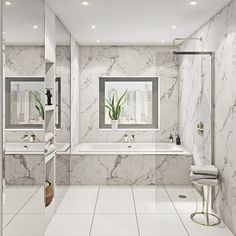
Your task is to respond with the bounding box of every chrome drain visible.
[178,195,187,199]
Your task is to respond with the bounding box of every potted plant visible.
[31,92,45,123]
[105,90,127,129]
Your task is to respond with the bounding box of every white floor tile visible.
[180,214,234,236]
[3,198,29,214]
[133,186,169,199]
[96,198,135,214]
[44,214,93,236]
[165,186,202,213]
[56,198,96,214]
[4,213,46,236]
[62,186,99,199]
[5,186,39,199]
[135,198,176,214]
[91,214,138,236]
[138,213,188,236]
[99,187,133,199]
[21,188,45,214]
[3,214,15,228]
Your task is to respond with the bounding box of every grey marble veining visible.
[4,45,71,143]
[56,154,70,185]
[79,46,179,143]
[55,46,71,143]
[70,154,192,186]
[179,0,236,233]
[71,38,80,150]
[5,154,45,186]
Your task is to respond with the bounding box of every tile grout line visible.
[131,186,141,236]
[3,187,41,229]
[164,186,191,236]
[88,185,100,236]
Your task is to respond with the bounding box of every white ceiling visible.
[47,0,230,45]
[4,0,70,45]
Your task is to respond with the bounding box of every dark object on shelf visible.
[176,134,181,145]
[45,181,54,207]
[169,134,174,143]
[45,89,52,105]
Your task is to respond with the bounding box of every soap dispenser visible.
[176,134,181,145]
[169,134,174,143]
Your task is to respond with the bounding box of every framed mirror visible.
[99,77,159,129]
[5,77,61,129]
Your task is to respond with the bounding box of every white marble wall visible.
[4,46,71,143]
[55,46,71,143]
[179,0,236,233]
[71,37,80,150]
[79,46,179,143]
[70,154,192,186]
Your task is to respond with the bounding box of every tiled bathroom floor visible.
[43,186,234,236]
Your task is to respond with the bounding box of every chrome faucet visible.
[21,134,29,142]
[20,134,36,142]
[130,134,135,143]
[123,134,129,143]
[121,133,135,143]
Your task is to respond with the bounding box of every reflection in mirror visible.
[54,17,71,207]
[99,77,159,129]
[5,77,61,129]
[2,0,45,234]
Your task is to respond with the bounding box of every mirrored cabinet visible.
[2,1,71,235]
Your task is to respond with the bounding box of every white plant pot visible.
[111,120,119,129]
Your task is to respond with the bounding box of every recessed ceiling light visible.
[161,39,165,43]
[82,1,89,6]
[5,1,11,6]
[189,1,197,5]
[91,25,96,29]
[172,25,177,29]
[96,39,100,43]
[33,25,38,29]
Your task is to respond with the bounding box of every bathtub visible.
[4,143,70,154]
[73,143,190,155]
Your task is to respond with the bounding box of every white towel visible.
[45,144,56,156]
[45,132,54,143]
[190,172,217,180]
[190,165,218,176]
[193,178,220,187]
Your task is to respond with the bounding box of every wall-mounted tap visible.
[21,134,29,142]
[123,134,129,143]
[130,134,135,143]
[121,133,136,143]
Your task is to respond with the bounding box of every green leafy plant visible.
[105,90,127,120]
[31,92,44,120]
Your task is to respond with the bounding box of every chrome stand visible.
[190,184,221,226]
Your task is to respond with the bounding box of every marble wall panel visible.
[79,46,179,143]
[179,0,236,233]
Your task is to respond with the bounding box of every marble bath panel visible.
[70,154,192,186]
[79,46,179,144]
[5,154,45,186]
[56,154,70,185]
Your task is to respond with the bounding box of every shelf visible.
[45,152,55,164]
[45,105,54,111]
